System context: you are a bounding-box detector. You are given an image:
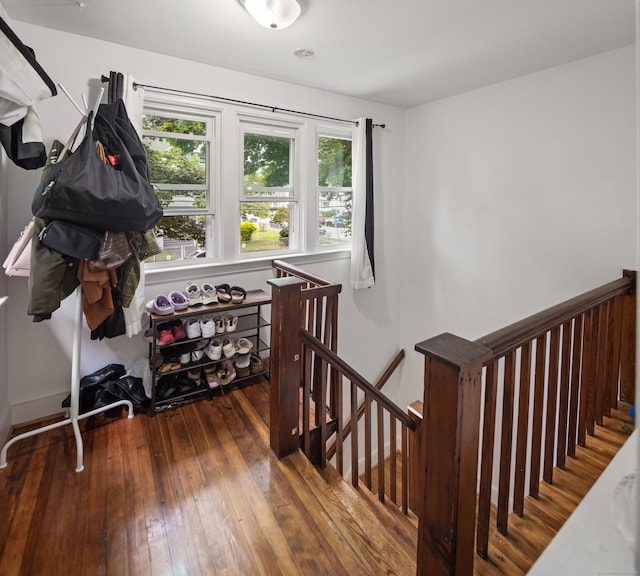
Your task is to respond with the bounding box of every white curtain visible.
[350,117,375,290]
[117,74,144,136]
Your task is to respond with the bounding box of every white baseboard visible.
[10,391,68,425]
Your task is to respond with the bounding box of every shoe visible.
[205,338,222,361]
[229,286,247,304]
[235,337,253,355]
[201,283,218,305]
[215,283,231,303]
[146,294,175,315]
[204,364,221,389]
[143,327,155,343]
[168,290,189,311]
[222,338,235,359]
[172,323,186,340]
[191,349,205,362]
[215,316,226,334]
[200,317,216,338]
[224,315,238,332]
[185,318,201,339]
[187,367,202,383]
[156,329,174,347]
[235,353,251,377]
[179,352,191,365]
[185,283,202,306]
[250,353,264,374]
[206,359,236,388]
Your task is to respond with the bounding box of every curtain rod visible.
[100,76,385,128]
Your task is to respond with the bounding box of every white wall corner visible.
[10,391,68,426]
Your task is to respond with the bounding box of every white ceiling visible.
[2,0,636,108]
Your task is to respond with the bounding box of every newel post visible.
[414,333,491,576]
[268,277,305,458]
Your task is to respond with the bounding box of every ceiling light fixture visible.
[238,0,302,30]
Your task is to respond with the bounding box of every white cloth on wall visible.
[117,74,144,136]
[123,263,146,338]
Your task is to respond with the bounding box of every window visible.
[141,92,353,267]
[142,106,216,262]
[317,131,352,247]
[239,121,299,255]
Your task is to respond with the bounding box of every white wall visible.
[399,46,637,412]
[4,23,406,423]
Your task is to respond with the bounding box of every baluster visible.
[567,314,583,458]
[401,425,408,514]
[477,361,498,558]
[587,307,601,436]
[351,381,358,488]
[364,395,372,489]
[578,309,594,445]
[377,403,385,502]
[556,321,572,469]
[595,303,608,425]
[319,353,328,467]
[529,334,546,497]
[513,342,532,516]
[543,326,560,484]
[497,352,516,535]
[619,270,636,404]
[390,415,397,504]
[607,295,623,411]
[303,343,312,458]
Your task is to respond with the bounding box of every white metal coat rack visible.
[0,85,134,473]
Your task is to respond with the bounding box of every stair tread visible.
[285,451,417,575]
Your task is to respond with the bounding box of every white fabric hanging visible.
[116,74,144,137]
[350,117,375,290]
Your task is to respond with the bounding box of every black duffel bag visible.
[32,99,163,232]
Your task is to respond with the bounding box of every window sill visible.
[144,248,350,287]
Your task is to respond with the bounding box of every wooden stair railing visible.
[269,268,414,514]
[299,328,416,513]
[412,270,636,576]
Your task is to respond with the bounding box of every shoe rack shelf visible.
[147,288,271,414]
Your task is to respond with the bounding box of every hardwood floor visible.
[0,380,414,576]
[0,381,632,576]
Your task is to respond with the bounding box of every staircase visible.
[283,450,417,575]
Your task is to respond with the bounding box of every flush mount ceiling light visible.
[238,0,302,30]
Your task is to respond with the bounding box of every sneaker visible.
[215,316,226,334]
[156,329,174,347]
[250,353,264,374]
[222,338,236,359]
[235,353,250,369]
[201,283,218,305]
[185,283,202,307]
[200,317,216,338]
[172,323,186,340]
[224,315,238,332]
[205,338,222,361]
[191,349,205,362]
[179,352,191,365]
[185,318,201,339]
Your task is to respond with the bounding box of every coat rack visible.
[0,85,134,473]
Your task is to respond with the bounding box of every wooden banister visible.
[412,271,636,574]
[272,259,340,288]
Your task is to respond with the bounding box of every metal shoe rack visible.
[147,288,271,414]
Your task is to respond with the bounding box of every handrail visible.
[326,349,406,461]
[299,328,416,430]
[272,259,341,290]
[476,274,634,359]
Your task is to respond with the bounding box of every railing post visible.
[414,333,491,576]
[408,401,423,517]
[619,269,636,404]
[268,277,305,459]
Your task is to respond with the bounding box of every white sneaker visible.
[222,338,236,359]
[215,316,226,334]
[185,283,202,306]
[200,317,216,338]
[236,337,253,355]
[205,338,222,361]
[201,283,218,305]
[192,349,205,362]
[185,318,201,339]
[225,314,238,332]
